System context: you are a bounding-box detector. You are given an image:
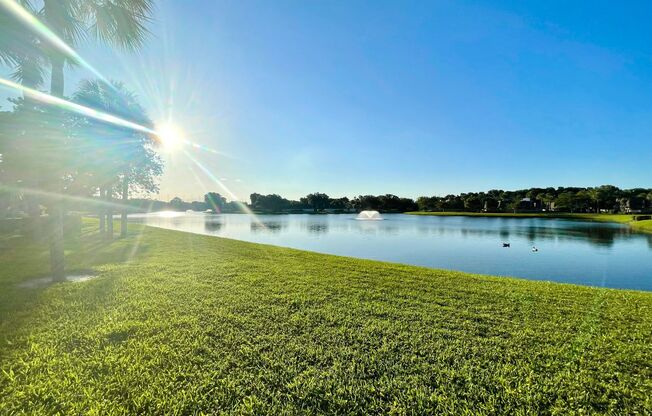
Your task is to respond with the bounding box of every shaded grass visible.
[0,221,651,414]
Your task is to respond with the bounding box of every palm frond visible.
[84,0,153,51]
[0,5,31,66]
[73,78,152,129]
[41,0,87,48]
[10,55,46,88]
[0,2,48,86]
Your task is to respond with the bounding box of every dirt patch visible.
[17,272,98,289]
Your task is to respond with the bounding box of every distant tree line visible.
[247,186,652,214]
[416,185,652,214]
[158,192,244,213]
[48,192,418,214]
[249,193,418,213]
[10,185,645,219]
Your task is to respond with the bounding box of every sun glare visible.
[156,123,184,151]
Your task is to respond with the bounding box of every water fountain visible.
[356,210,383,220]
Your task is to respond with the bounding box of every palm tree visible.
[73,79,162,239]
[1,0,153,280]
[0,8,48,231]
[0,5,45,90]
[73,80,120,237]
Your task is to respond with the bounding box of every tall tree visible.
[73,79,162,238]
[0,97,75,236]
[305,192,330,212]
[0,0,154,279]
[205,192,226,213]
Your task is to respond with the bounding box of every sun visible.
[155,123,184,151]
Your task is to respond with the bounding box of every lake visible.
[130,212,652,291]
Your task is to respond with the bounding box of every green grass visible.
[1,221,651,414]
[631,219,652,233]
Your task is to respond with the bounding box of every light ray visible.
[186,165,210,195]
[0,77,157,134]
[3,185,153,261]
[182,151,239,202]
[184,140,235,159]
[182,150,264,226]
[0,0,110,84]
[1,77,234,159]
[0,185,138,212]
[127,222,148,262]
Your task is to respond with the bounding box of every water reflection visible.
[307,224,329,235]
[251,221,285,234]
[204,217,223,232]
[416,223,632,248]
[170,215,187,227]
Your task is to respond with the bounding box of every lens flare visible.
[0,77,157,134]
[0,184,137,211]
[182,150,264,226]
[0,77,231,162]
[155,122,184,151]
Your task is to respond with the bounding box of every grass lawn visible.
[1,220,651,414]
[631,219,652,233]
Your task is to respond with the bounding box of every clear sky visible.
[2,0,651,201]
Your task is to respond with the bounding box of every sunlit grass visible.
[631,219,652,232]
[0,220,650,414]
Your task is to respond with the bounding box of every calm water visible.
[130,212,652,291]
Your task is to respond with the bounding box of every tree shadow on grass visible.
[0,225,152,346]
[66,231,152,269]
[1,225,151,285]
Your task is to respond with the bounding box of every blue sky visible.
[2,0,651,201]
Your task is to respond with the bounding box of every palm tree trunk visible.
[25,194,42,240]
[49,202,65,280]
[21,80,42,240]
[99,187,106,234]
[50,56,64,97]
[48,54,66,280]
[106,186,113,239]
[120,174,128,238]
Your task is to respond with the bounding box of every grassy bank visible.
[1,222,651,414]
[631,219,652,232]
